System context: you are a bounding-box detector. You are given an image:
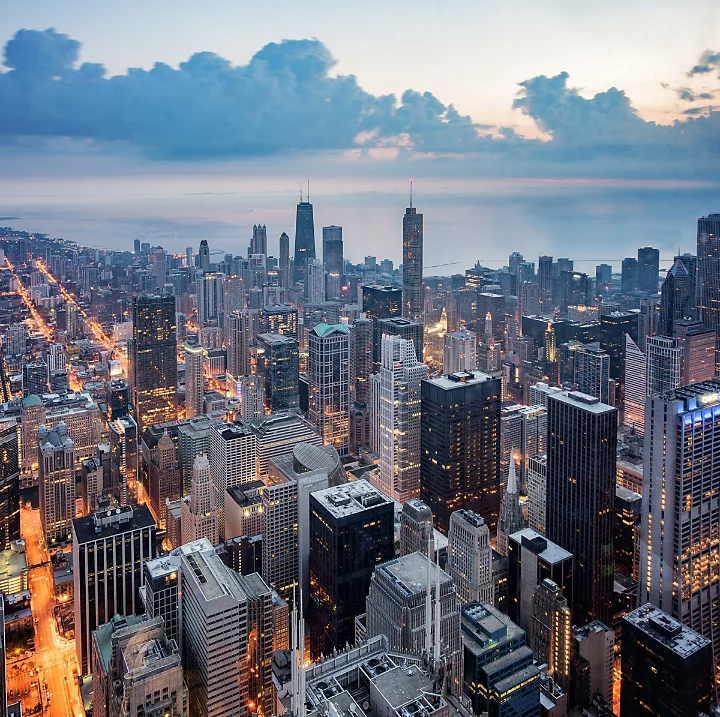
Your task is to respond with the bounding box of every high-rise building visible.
[637,246,660,294]
[37,422,75,544]
[196,271,224,325]
[294,195,316,283]
[697,214,720,367]
[0,421,20,550]
[399,498,434,557]
[571,621,614,708]
[646,335,683,396]
[106,379,131,420]
[621,604,714,717]
[365,551,463,695]
[623,333,647,434]
[497,457,525,556]
[526,453,547,535]
[142,428,181,529]
[198,239,210,273]
[250,411,322,477]
[374,316,423,367]
[402,199,423,322]
[621,257,639,293]
[209,421,257,539]
[259,303,298,340]
[538,255,553,311]
[256,333,299,413]
[370,334,427,502]
[308,323,350,455]
[235,374,265,423]
[443,330,477,373]
[448,509,493,604]
[22,360,48,398]
[675,319,716,385]
[278,232,290,288]
[349,317,373,404]
[305,259,326,303]
[4,323,27,357]
[561,341,610,403]
[507,529,574,634]
[499,404,547,491]
[73,504,156,675]
[531,578,572,692]
[322,225,343,276]
[129,294,178,433]
[420,371,501,534]
[546,391,616,626]
[615,485,641,581]
[659,255,696,335]
[183,342,204,418]
[462,602,541,717]
[91,616,187,717]
[595,263,612,298]
[226,310,250,380]
[181,454,219,546]
[251,224,267,256]
[362,285,402,321]
[640,378,720,666]
[309,481,394,657]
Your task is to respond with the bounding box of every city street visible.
[18,507,84,717]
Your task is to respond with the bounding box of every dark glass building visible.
[546,391,617,627]
[129,294,178,433]
[308,481,394,659]
[362,285,402,321]
[22,360,48,398]
[256,333,299,412]
[600,311,638,380]
[420,371,501,534]
[621,257,638,293]
[322,225,344,276]
[659,255,697,336]
[293,199,316,283]
[637,246,660,295]
[0,421,20,550]
[402,203,423,322]
[697,214,720,368]
[621,604,714,717]
[614,485,641,580]
[106,379,131,420]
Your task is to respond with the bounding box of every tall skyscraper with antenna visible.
[293,178,316,283]
[403,181,424,322]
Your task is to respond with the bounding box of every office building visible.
[106,379,131,420]
[615,485,641,581]
[637,246,660,294]
[73,504,156,675]
[698,215,720,366]
[571,621,614,707]
[420,371,501,534]
[38,422,75,544]
[0,422,19,550]
[531,578,571,691]
[526,454,546,535]
[322,225,343,298]
[181,454,219,546]
[91,616,187,717]
[198,239,210,272]
[196,271,224,325]
[256,333,299,413]
[259,303,298,340]
[362,285,402,321]
[399,498,434,557]
[461,602,541,717]
[278,231,290,288]
[129,294,178,433]
[183,342,204,418]
[365,551,463,695]
[251,224,267,255]
[621,604,714,717]
[600,311,637,381]
[676,319,716,385]
[370,334,427,502]
[4,323,26,357]
[209,421,257,539]
[226,310,250,380]
[561,341,610,403]
[308,323,350,456]
[595,263,612,297]
[659,255,696,335]
[305,259,326,303]
[646,335,683,396]
[225,480,264,540]
[448,509,493,604]
[497,457,525,556]
[507,529,573,634]
[640,378,720,665]
[546,391,616,627]
[623,333,646,434]
[443,330,476,373]
[374,316,423,367]
[621,257,638,293]
[235,373,264,423]
[500,403,547,490]
[309,481,394,657]
[22,360,48,398]
[294,195,316,282]
[141,428,181,529]
[403,199,423,322]
[349,317,373,405]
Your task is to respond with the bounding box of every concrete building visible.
[399,498,434,557]
[180,454,219,547]
[646,335,683,397]
[183,342,204,418]
[571,621,614,707]
[526,453,547,535]
[224,481,264,540]
[38,422,75,544]
[530,578,571,692]
[443,331,476,373]
[447,509,493,605]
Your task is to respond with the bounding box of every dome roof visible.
[22,394,42,407]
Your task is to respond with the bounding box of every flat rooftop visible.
[376,552,451,597]
[548,390,615,414]
[73,504,155,545]
[426,370,495,391]
[311,479,392,518]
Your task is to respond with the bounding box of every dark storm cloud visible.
[1,28,719,176]
[688,50,720,76]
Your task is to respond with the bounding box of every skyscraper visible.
[621,257,639,293]
[256,333,300,412]
[637,246,660,294]
[497,457,525,556]
[448,509,493,604]
[22,360,48,398]
[196,271,224,325]
[399,498,434,557]
[370,334,428,502]
[623,333,646,434]
[443,330,477,373]
[278,232,290,288]
[420,371,501,534]
[38,422,75,544]
[73,504,156,675]
[374,316,423,367]
[402,195,423,322]
[198,239,210,273]
[697,214,720,342]
[0,421,20,550]
[308,323,350,455]
[676,319,716,384]
[546,391,616,626]
[251,224,267,256]
[646,335,683,397]
[309,481,394,658]
[129,294,178,433]
[181,454,219,546]
[184,342,204,418]
[226,310,250,380]
[659,255,696,335]
[362,284,402,321]
[639,379,720,667]
[293,193,315,283]
[322,225,344,275]
[305,258,325,303]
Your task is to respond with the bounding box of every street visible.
[15,507,85,717]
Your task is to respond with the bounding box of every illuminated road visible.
[21,507,84,717]
[5,258,55,342]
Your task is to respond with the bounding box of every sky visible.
[0,1,718,264]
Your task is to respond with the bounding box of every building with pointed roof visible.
[497,454,525,556]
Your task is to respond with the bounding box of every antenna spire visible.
[307,173,310,203]
[300,181,303,203]
[410,179,413,209]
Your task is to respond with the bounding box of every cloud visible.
[688,49,720,76]
[0,28,719,178]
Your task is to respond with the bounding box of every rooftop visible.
[311,479,392,518]
[548,390,615,414]
[73,504,155,545]
[659,378,720,412]
[312,323,350,338]
[509,528,572,565]
[623,604,711,659]
[462,602,525,654]
[426,370,496,391]
[376,552,451,597]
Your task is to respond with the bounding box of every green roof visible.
[312,323,349,337]
[22,394,42,407]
